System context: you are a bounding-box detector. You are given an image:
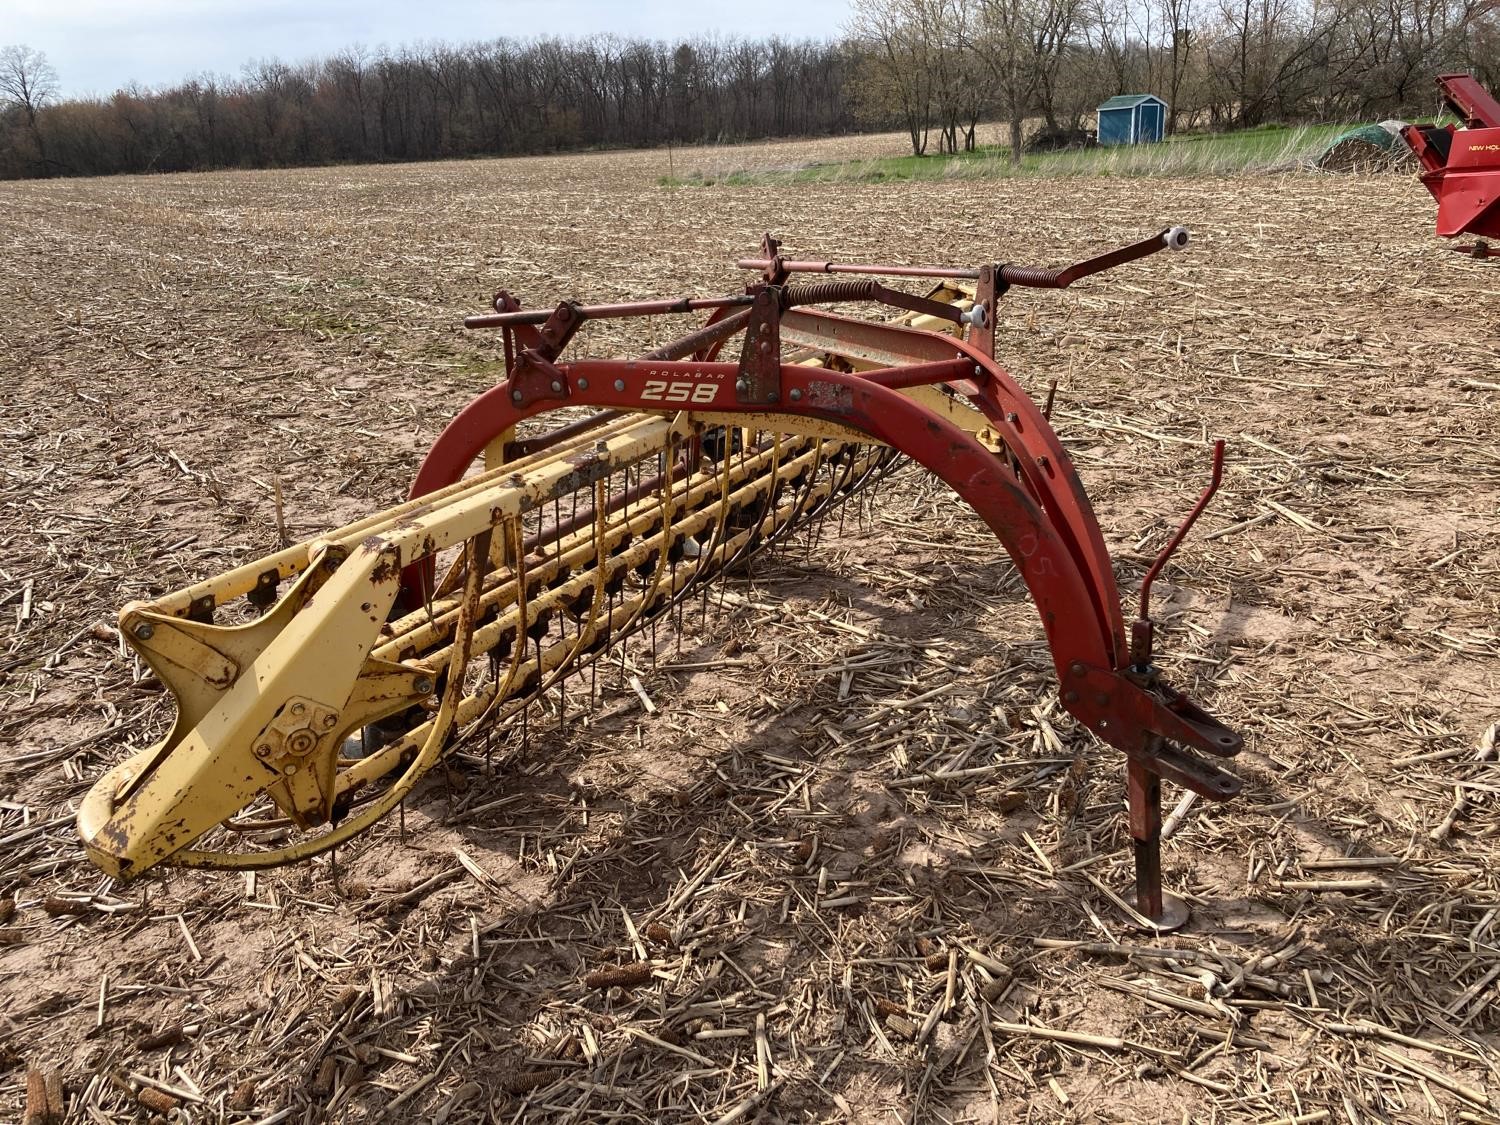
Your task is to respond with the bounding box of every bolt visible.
[973,365,982,376]
[613,379,625,392]
[789,388,802,402]
[766,390,779,403]
[511,389,522,402]
[415,676,435,694]
[133,622,154,640]
[578,377,589,390]
[1006,412,1020,425]
[596,439,609,454]
[323,714,338,729]
[284,764,298,775]
[255,743,272,757]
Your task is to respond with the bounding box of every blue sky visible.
[6,0,853,98]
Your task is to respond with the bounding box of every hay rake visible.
[78,229,1242,930]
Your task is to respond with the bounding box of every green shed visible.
[1098,94,1167,145]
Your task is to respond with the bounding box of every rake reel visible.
[78,229,1242,931]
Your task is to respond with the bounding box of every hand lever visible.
[1131,438,1226,671]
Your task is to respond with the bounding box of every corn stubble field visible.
[1,132,1498,1123]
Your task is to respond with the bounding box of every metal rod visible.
[505,411,624,460]
[1131,439,1225,670]
[1000,227,1188,290]
[465,294,754,330]
[1138,439,1226,624]
[643,307,754,361]
[736,258,982,280]
[857,358,975,391]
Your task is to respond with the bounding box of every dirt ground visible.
[1,133,1498,1123]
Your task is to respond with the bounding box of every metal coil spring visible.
[783,279,881,306]
[997,265,1065,288]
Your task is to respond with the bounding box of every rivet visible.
[735,379,748,393]
[578,377,589,390]
[511,389,522,402]
[1070,662,1086,677]
[759,341,771,354]
[789,388,802,401]
[766,390,779,403]
[134,622,154,640]
[284,764,298,775]
[415,677,435,694]
[550,380,562,393]
[1063,690,1079,703]
[613,379,625,392]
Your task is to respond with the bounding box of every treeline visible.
[3,0,1497,180]
[0,36,852,179]
[850,0,1496,157]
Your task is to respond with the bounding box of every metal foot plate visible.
[1124,890,1191,934]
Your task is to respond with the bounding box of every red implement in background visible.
[1400,73,1500,256]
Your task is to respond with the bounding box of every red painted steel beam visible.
[1438,72,1500,129]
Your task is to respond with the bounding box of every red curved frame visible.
[404,307,1244,923]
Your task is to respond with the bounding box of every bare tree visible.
[969,0,1083,161]
[1156,0,1195,130]
[846,0,943,155]
[0,45,59,170]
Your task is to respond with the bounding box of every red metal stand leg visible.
[1126,755,1189,931]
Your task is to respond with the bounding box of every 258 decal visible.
[641,379,720,405]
